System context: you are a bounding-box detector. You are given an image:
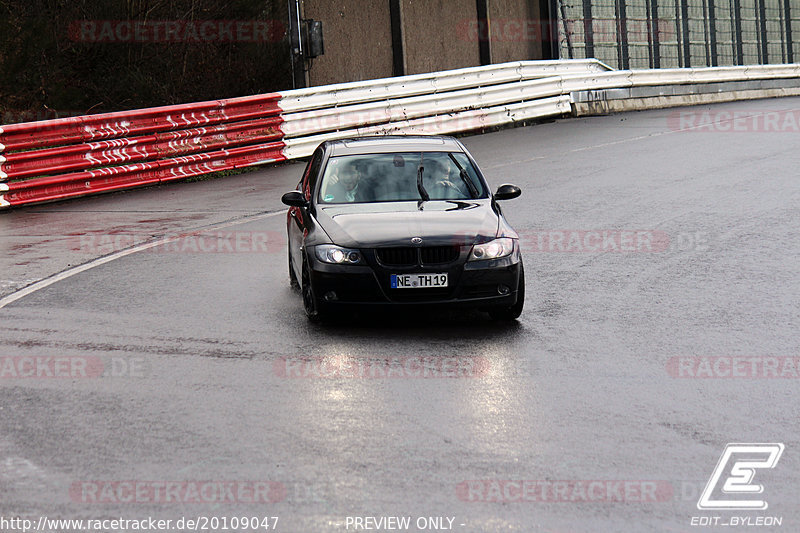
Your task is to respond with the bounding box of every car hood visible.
[316,200,500,248]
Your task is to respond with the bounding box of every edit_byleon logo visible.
[697,443,784,511]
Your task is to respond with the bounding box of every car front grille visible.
[376,246,460,266]
[376,247,417,266]
[421,246,460,264]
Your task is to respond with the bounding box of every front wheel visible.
[488,263,525,321]
[288,248,299,289]
[301,256,328,322]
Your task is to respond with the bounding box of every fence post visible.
[616,0,630,69]
[680,0,691,67]
[757,0,769,63]
[651,0,662,68]
[732,0,743,65]
[708,0,718,66]
[583,0,595,59]
[785,0,794,62]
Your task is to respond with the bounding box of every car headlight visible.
[315,244,363,264]
[469,238,515,261]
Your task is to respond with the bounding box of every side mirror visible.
[281,191,308,207]
[494,184,521,201]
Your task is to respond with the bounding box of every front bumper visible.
[306,246,522,309]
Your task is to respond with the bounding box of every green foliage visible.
[0,0,291,123]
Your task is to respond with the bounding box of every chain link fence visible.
[557,0,799,68]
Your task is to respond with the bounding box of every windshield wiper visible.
[416,155,430,202]
[448,153,479,199]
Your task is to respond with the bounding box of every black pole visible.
[708,0,718,66]
[785,0,794,63]
[525,0,540,59]
[583,0,594,58]
[476,0,491,65]
[732,0,743,64]
[540,0,559,59]
[674,0,682,67]
[616,0,629,69]
[757,0,768,63]
[646,0,654,68]
[287,0,306,88]
[680,0,691,67]
[560,0,574,58]
[702,0,710,66]
[389,0,405,76]
[651,0,661,68]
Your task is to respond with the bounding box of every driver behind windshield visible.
[325,161,363,203]
[425,159,467,199]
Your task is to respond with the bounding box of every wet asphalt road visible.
[1,98,799,532]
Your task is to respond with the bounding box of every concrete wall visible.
[400,0,480,75]
[301,0,547,86]
[302,0,394,86]
[489,0,543,63]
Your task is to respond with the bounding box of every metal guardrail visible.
[1,59,798,208]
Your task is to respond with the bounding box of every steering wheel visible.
[434,179,465,198]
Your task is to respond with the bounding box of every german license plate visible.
[390,273,448,289]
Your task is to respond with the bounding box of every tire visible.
[488,263,525,321]
[301,256,327,322]
[288,248,299,289]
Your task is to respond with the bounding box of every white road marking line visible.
[0,210,285,309]
[483,156,546,169]
[569,107,800,153]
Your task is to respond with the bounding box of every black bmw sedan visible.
[281,135,524,322]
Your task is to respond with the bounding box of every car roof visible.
[324,135,465,156]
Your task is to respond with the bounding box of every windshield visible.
[317,152,487,204]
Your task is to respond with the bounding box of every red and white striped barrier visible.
[2,59,798,208]
[0,94,286,207]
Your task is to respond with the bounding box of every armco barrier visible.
[1,59,799,208]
